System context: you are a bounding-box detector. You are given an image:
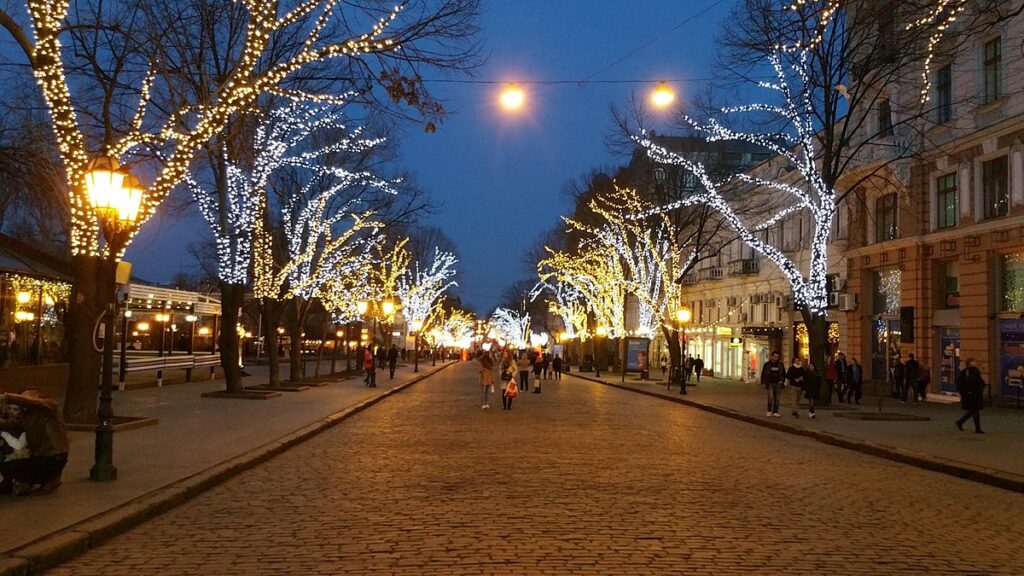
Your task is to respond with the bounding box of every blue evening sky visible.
[125,0,733,313]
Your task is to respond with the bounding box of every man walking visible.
[891,354,906,404]
[955,357,985,433]
[693,355,705,384]
[387,344,399,379]
[761,351,785,417]
[835,352,849,402]
[903,353,920,404]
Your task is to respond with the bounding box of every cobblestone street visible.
[46,363,1024,575]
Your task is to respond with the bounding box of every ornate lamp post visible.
[85,157,144,482]
[410,319,423,373]
[676,307,692,395]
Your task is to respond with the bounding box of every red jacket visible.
[363,349,375,370]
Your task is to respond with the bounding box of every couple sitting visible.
[1,388,69,496]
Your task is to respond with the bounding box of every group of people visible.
[361,343,403,387]
[1,388,68,496]
[477,349,563,410]
[659,354,706,385]
[889,353,933,404]
[760,351,864,418]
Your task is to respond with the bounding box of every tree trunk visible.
[219,283,245,393]
[63,253,112,424]
[801,307,829,372]
[662,325,681,383]
[287,297,308,382]
[314,322,327,378]
[262,298,281,386]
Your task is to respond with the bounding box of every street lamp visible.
[676,307,692,394]
[85,156,143,482]
[410,319,423,372]
[651,81,675,108]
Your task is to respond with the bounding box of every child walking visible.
[503,377,519,410]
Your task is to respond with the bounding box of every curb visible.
[0,363,456,576]
[568,373,1024,495]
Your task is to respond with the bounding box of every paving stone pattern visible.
[46,364,1024,575]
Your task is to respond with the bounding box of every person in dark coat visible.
[834,352,849,402]
[760,351,786,417]
[955,357,985,433]
[552,354,563,380]
[786,358,807,418]
[693,355,705,383]
[387,344,399,379]
[891,354,906,402]
[848,358,864,404]
[903,353,920,403]
[0,389,69,495]
[803,361,821,419]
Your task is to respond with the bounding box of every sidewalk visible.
[565,369,1024,491]
[0,360,453,572]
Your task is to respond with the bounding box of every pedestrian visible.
[552,354,563,380]
[786,357,807,418]
[532,352,544,393]
[363,346,376,387]
[502,375,518,410]
[955,357,985,433]
[660,355,668,377]
[0,402,28,464]
[891,354,906,403]
[478,350,494,410]
[0,389,69,496]
[693,355,705,383]
[683,355,694,384]
[917,362,931,403]
[803,361,821,419]
[761,351,785,417]
[904,353,919,404]
[517,352,531,392]
[849,357,863,404]
[835,352,849,402]
[376,345,386,370]
[823,356,837,407]
[542,353,552,380]
[387,344,399,379]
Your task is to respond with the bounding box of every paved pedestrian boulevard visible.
[47,363,1024,575]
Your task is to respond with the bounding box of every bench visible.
[116,354,221,389]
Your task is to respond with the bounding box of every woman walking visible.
[955,357,985,433]
[478,351,494,410]
[803,361,821,419]
[517,352,531,392]
[532,353,544,393]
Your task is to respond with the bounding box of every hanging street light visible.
[500,83,525,110]
[651,81,675,108]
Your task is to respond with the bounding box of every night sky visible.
[125,0,733,313]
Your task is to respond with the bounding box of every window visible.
[983,37,1001,104]
[1001,253,1024,312]
[936,64,952,123]
[877,14,895,62]
[936,173,957,229]
[878,99,893,137]
[875,193,898,242]
[681,172,697,191]
[982,156,1008,219]
[942,261,960,309]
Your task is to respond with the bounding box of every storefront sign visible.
[741,326,783,337]
[729,337,743,347]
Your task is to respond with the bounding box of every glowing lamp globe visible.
[381,300,395,315]
[500,84,525,110]
[596,326,608,337]
[357,301,369,315]
[84,156,125,219]
[676,308,692,324]
[651,81,675,108]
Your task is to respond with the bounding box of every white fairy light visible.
[490,308,531,349]
[635,50,834,315]
[397,248,459,334]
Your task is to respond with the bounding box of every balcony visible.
[698,267,725,281]
[728,259,760,276]
[681,272,698,285]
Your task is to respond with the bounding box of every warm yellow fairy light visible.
[16,291,31,304]
[198,327,211,336]
[136,322,150,331]
[651,81,675,108]
[500,84,525,110]
[676,308,692,324]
